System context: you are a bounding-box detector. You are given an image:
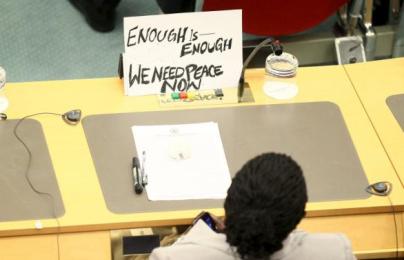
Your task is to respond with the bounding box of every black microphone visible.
[238,38,283,102]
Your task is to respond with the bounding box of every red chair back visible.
[203,0,347,36]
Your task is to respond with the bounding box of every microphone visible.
[62,109,82,125]
[238,38,283,102]
[2,109,82,124]
[365,181,392,196]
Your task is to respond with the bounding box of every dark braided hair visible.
[224,153,307,259]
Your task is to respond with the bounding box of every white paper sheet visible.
[132,122,231,201]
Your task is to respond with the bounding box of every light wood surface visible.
[59,231,111,260]
[1,63,403,258]
[344,58,404,189]
[0,231,110,260]
[344,58,404,258]
[0,234,58,260]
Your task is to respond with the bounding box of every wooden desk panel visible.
[59,231,111,260]
[0,234,58,260]
[344,58,404,189]
[300,213,404,259]
[0,231,110,260]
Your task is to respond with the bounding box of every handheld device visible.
[194,211,217,231]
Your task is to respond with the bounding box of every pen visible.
[141,151,148,186]
[132,157,143,194]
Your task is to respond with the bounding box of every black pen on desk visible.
[141,151,148,186]
[132,157,143,194]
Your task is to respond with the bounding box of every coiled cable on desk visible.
[12,111,80,260]
[13,112,63,260]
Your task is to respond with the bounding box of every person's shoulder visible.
[150,241,237,260]
[150,220,238,260]
[276,230,356,260]
[300,230,352,246]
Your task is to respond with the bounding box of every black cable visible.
[13,112,63,260]
[238,37,282,102]
[242,38,275,75]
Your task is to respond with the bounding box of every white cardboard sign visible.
[123,10,242,96]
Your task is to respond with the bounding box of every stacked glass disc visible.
[265,52,298,78]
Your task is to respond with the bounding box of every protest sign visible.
[123,10,242,96]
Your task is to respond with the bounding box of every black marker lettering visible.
[167,28,176,42]
[180,42,192,57]
[161,79,177,92]
[215,65,224,76]
[127,26,195,46]
[187,79,201,90]
[223,38,232,50]
[127,26,138,47]
[177,27,188,43]
[128,64,142,87]
[157,30,168,42]
[192,31,198,41]
[177,78,187,91]
[140,67,150,84]
[189,29,193,41]
[179,37,233,57]
[149,28,157,42]
[138,27,150,44]
[185,64,197,81]
[152,67,163,82]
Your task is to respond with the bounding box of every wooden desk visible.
[344,58,404,188]
[0,64,403,258]
[344,58,404,258]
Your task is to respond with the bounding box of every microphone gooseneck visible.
[238,38,283,102]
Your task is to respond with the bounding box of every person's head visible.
[224,153,307,259]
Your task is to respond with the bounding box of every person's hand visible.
[210,214,225,232]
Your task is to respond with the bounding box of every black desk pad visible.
[0,119,64,221]
[82,102,370,214]
[387,94,404,131]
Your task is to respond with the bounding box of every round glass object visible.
[263,52,299,100]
